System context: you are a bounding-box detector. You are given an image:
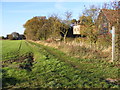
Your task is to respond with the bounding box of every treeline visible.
[24,12,74,42]
[23,1,119,43]
[23,11,97,42]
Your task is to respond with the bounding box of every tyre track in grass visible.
[24,40,34,52]
[27,41,86,88]
[28,41,100,77]
[42,46,120,86]
[27,41,82,71]
[2,41,35,72]
[28,41,86,70]
[17,40,23,53]
[28,41,120,86]
[2,40,22,61]
[2,40,23,64]
[2,40,30,65]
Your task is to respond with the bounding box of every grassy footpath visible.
[2,40,119,89]
[29,41,118,78]
[28,41,119,88]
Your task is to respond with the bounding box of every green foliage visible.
[2,40,119,89]
[78,5,100,46]
[23,12,72,42]
[96,34,111,48]
[28,41,119,88]
[0,36,5,40]
[71,19,77,24]
[24,16,46,40]
[79,15,93,25]
[47,16,62,39]
[7,34,14,40]
[79,15,98,44]
[24,16,63,41]
[115,20,120,61]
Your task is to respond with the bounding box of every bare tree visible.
[83,5,100,22]
[102,0,119,10]
[65,11,72,21]
[61,11,72,43]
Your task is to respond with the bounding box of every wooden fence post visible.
[112,26,115,62]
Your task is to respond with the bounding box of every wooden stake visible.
[112,26,115,62]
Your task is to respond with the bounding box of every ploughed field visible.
[1,40,119,89]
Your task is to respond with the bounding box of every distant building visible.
[7,32,26,40]
[19,34,26,40]
[72,20,85,36]
[96,9,118,34]
[73,25,81,35]
[11,32,19,39]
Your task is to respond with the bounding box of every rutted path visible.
[28,41,119,86]
[29,41,81,69]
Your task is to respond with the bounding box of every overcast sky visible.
[0,0,113,36]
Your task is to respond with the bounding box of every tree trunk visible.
[63,34,67,43]
[63,31,68,43]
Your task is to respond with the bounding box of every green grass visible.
[29,41,118,79]
[2,40,32,61]
[2,40,119,89]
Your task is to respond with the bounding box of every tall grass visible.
[35,37,112,61]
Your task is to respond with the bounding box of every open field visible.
[1,40,119,89]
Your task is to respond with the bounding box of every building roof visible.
[11,32,19,35]
[101,9,119,24]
